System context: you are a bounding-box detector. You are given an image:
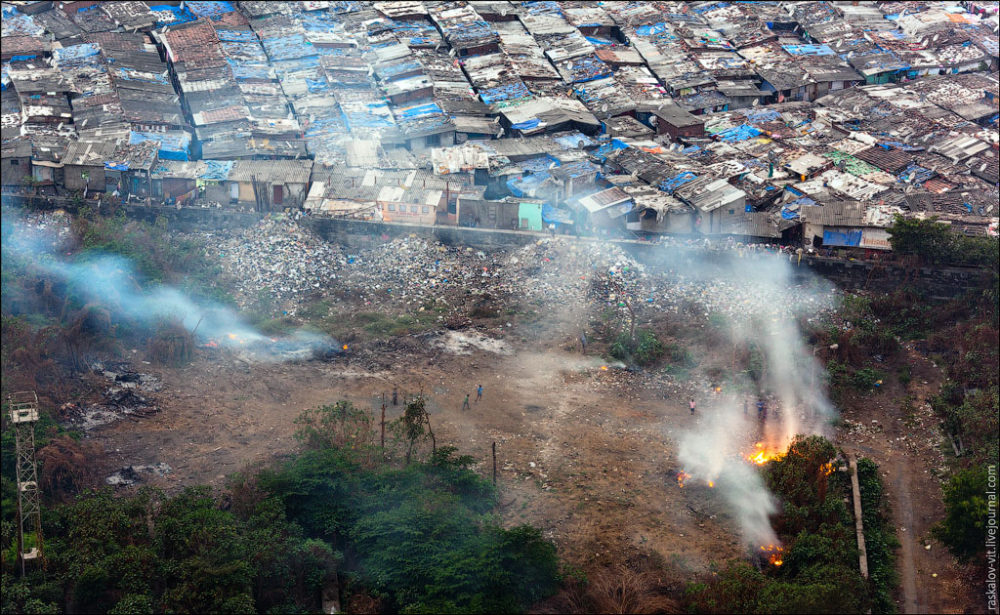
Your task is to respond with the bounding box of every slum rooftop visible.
[1,0,998,244]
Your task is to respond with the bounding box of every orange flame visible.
[227,333,238,340]
[676,471,691,488]
[600,365,608,371]
[745,442,786,465]
[821,462,835,476]
[342,344,349,351]
[760,544,784,566]
[707,480,715,488]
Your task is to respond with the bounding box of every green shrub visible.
[934,466,991,562]
[852,367,885,392]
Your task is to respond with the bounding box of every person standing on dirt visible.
[756,399,765,420]
[392,386,398,406]
[743,398,748,416]
[476,384,483,402]
[580,333,588,354]
[462,394,471,411]
[689,399,696,415]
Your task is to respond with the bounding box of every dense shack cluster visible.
[2,0,997,252]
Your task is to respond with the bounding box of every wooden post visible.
[492,441,497,485]
[848,455,869,579]
[380,402,386,450]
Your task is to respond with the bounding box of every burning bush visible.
[146,319,195,366]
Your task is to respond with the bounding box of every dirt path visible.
[894,459,921,614]
[838,346,975,614]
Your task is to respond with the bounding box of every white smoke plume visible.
[1,211,338,360]
[665,247,838,548]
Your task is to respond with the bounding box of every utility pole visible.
[9,391,44,577]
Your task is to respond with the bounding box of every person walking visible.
[476,384,483,402]
[392,386,398,406]
[580,332,588,354]
[689,399,696,415]
[756,399,765,420]
[462,394,471,411]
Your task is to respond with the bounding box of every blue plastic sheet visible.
[659,172,697,194]
[635,23,668,36]
[716,124,762,143]
[186,1,235,19]
[200,160,234,181]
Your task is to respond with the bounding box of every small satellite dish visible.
[500,8,507,17]
[577,139,585,148]
[449,48,456,57]
[752,98,759,107]
[601,104,609,113]
[493,116,501,124]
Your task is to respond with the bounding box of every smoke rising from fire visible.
[662,247,838,548]
[1,212,337,359]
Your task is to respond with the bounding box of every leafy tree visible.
[934,466,991,562]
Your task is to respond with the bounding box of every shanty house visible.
[646,105,706,139]
[0,139,32,189]
[378,186,443,225]
[673,177,747,235]
[457,198,521,229]
[621,185,694,234]
[62,139,118,192]
[227,160,313,209]
[574,187,634,228]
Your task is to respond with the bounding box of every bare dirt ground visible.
[76,301,981,613]
[837,345,977,614]
[87,320,753,574]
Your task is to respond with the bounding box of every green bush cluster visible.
[857,458,900,614]
[610,329,665,367]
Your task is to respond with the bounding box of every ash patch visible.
[60,362,161,430]
[106,462,172,486]
[431,330,510,355]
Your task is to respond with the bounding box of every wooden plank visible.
[849,454,870,579]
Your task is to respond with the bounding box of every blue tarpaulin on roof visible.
[105,162,130,171]
[635,23,668,36]
[595,139,628,161]
[585,36,614,45]
[200,160,233,181]
[511,118,541,131]
[130,130,192,161]
[716,124,762,143]
[479,82,531,105]
[187,1,235,19]
[396,103,443,118]
[659,172,697,193]
[149,5,195,26]
[781,44,835,56]
[54,44,102,65]
[520,156,559,173]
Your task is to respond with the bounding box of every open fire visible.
[676,471,692,488]
[759,544,784,566]
[745,441,787,465]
